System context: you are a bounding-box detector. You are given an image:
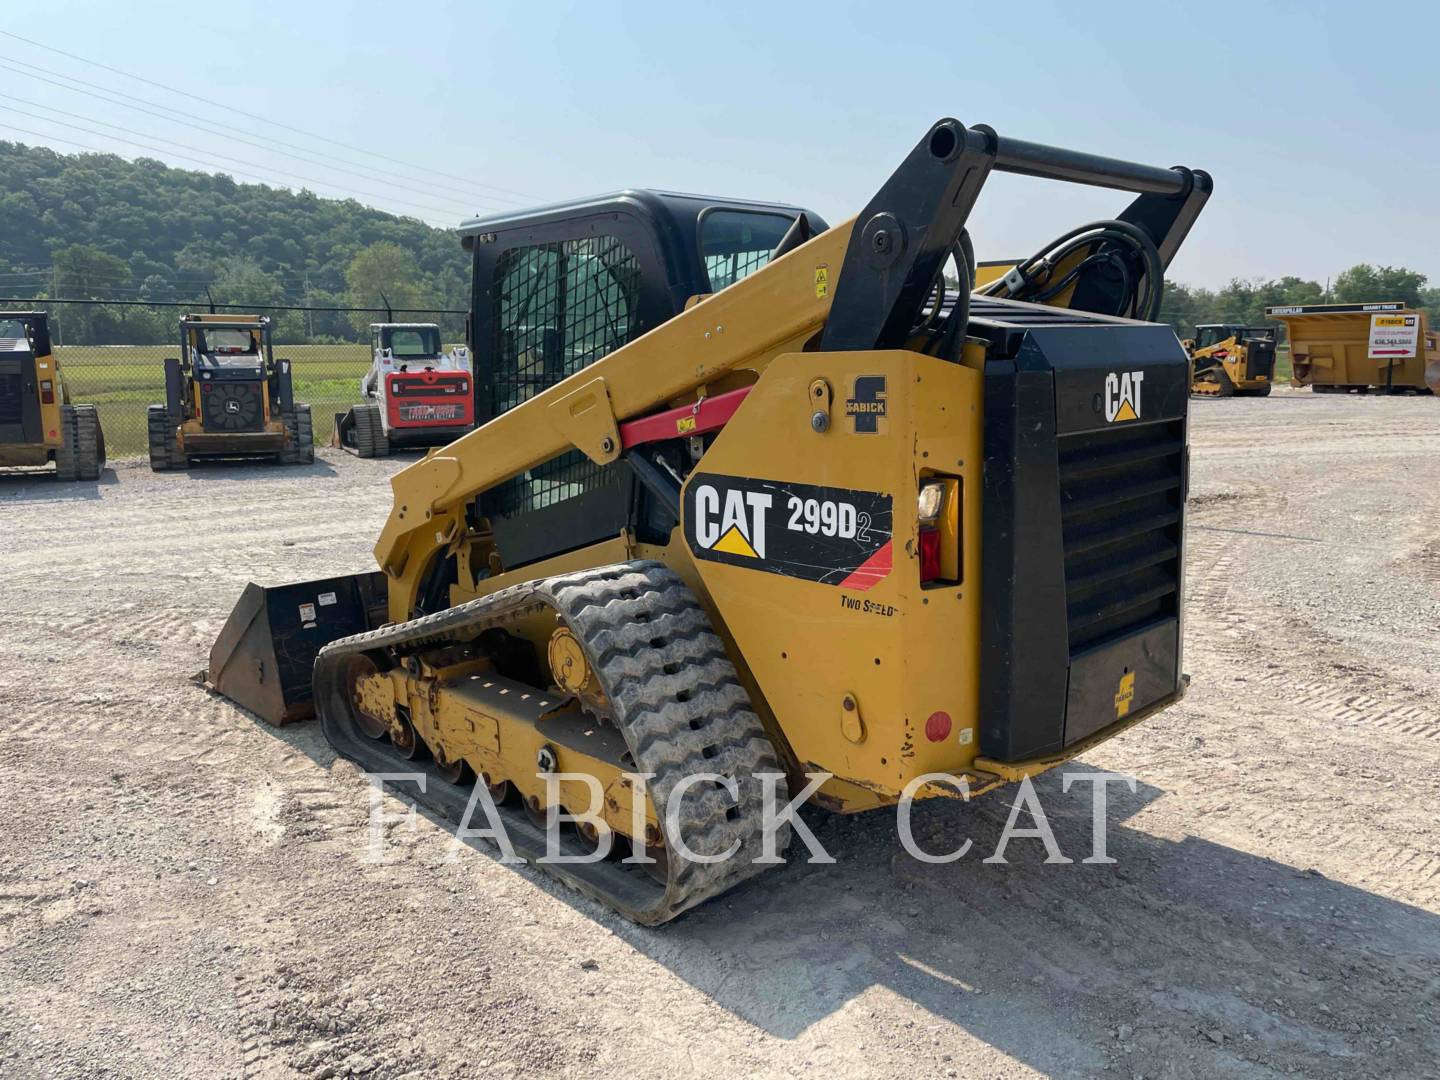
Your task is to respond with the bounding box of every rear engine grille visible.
[1247,340,1277,381]
[1058,420,1184,651]
[201,380,264,433]
[0,374,22,424]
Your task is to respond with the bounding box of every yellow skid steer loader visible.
[205,117,1211,924]
[0,311,105,480]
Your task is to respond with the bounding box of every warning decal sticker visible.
[684,472,894,589]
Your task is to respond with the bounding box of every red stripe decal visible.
[619,386,752,449]
[837,540,892,591]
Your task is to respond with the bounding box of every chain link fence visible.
[3,298,466,457]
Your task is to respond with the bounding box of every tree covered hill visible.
[1,139,1434,346]
[0,140,471,342]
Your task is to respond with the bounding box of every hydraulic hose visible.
[983,219,1165,322]
[915,230,975,362]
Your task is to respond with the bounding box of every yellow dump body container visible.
[1266,302,1439,393]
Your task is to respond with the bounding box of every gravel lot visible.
[1,387,1437,1079]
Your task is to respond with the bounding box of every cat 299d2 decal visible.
[684,473,894,590]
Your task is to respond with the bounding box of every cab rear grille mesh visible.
[1058,419,1184,652]
[0,374,21,424]
[488,234,642,516]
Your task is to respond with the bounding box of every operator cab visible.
[0,317,30,345]
[0,312,50,358]
[1194,324,1276,350]
[456,191,827,571]
[184,318,273,381]
[193,325,266,377]
[374,323,446,367]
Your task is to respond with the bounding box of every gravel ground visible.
[1,386,1437,1079]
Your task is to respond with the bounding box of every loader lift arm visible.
[374,117,1210,621]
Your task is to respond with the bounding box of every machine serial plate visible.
[683,472,894,589]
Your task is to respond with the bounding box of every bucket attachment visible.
[204,572,387,725]
[331,407,356,450]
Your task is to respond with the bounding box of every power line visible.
[0,58,521,211]
[0,102,472,220]
[0,30,538,203]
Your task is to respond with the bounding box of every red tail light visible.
[919,528,942,583]
[918,477,961,586]
[39,380,54,404]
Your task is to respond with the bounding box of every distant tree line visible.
[1160,264,1436,339]
[3,140,1436,348]
[0,141,470,345]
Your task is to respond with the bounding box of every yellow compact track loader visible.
[206,118,1211,924]
[1266,302,1440,394]
[1185,324,1278,396]
[148,313,314,469]
[0,311,105,480]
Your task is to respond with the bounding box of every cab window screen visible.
[200,328,256,354]
[388,327,441,358]
[489,235,642,516]
[491,235,641,415]
[700,210,794,291]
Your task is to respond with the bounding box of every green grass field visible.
[1274,345,1292,383]
[57,344,374,457]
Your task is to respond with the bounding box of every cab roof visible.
[181,313,269,328]
[457,188,824,250]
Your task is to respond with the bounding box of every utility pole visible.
[50,263,62,346]
[303,271,313,340]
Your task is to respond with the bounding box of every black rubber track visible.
[280,404,315,464]
[313,560,790,925]
[54,404,104,481]
[352,403,388,458]
[146,405,187,471]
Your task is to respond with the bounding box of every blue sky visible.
[2,0,1436,288]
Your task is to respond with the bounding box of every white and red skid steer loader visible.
[334,323,474,457]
